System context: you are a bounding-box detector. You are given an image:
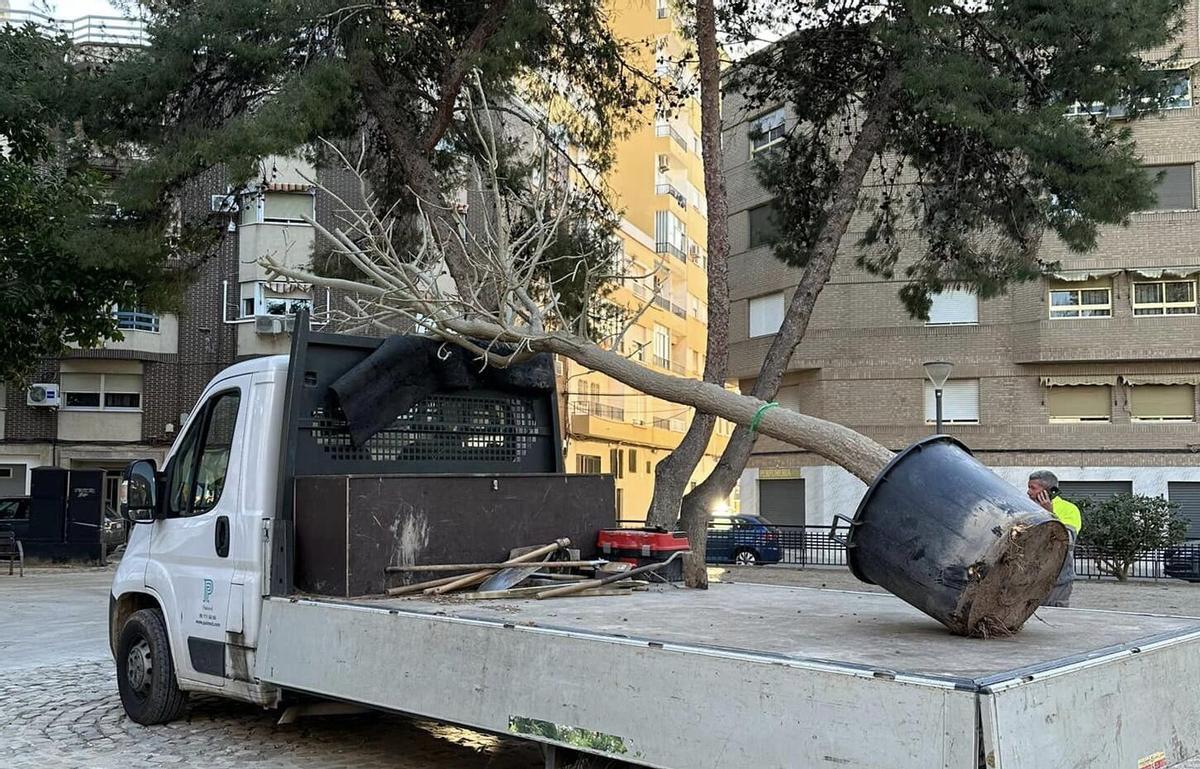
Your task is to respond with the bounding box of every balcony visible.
[6,10,147,47]
[652,295,687,319]
[652,354,686,375]
[655,123,688,151]
[655,241,687,263]
[652,417,687,432]
[655,183,688,209]
[572,400,625,422]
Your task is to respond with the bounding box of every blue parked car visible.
[706,515,783,566]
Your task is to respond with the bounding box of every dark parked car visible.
[103,506,128,554]
[1165,542,1200,583]
[0,496,31,539]
[706,515,783,566]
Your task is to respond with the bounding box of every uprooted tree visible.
[644,0,1191,541]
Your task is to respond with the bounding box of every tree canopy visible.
[1076,493,1189,580]
[0,23,179,382]
[728,0,1187,317]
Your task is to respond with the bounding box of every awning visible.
[263,279,312,295]
[1121,374,1200,386]
[1128,267,1200,280]
[264,182,314,193]
[1040,375,1118,387]
[1049,270,1121,282]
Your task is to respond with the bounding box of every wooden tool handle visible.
[535,551,687,599]
[427,538,570,595]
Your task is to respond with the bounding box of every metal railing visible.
[655,241,687,262]
[655,123,687,150]
[4,10,148,47]
[1073,544,1200,581]
[655,183,688,208]
[572,400,625,422]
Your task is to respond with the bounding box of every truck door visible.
[146,383,246,687]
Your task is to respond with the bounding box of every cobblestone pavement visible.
[2,568,544,769]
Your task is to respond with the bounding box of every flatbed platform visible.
[376,581,1200,685]
[257,583,1200,769]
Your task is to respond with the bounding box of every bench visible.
[0,530,24,577]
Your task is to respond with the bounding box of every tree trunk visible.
[643,0,730,585]
[679,71,901,528]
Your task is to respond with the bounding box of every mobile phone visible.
[1048,486,1060,498]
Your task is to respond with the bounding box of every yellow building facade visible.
[561,0,732,521]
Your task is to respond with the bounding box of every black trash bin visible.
[837,436,1068,637]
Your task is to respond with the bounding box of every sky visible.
[11,0,126,16]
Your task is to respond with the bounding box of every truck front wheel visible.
[116,608,188,724]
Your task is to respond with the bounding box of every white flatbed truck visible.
[109,327,1200,769]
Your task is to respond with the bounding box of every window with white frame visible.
[1132,279,1197,315]
[926,289,978,325]
[1047,385,1111,423]
[1143,164,1195,210]
[1129,384,1195,422]
[748,292,786,337]
[656,0,669,18]
[239,190,315,225]
[240,282,313,318]
[61,372,142,411]
[924,380,980,424]
[1048,284,1112,318]
[750,107,786,155]
[653,325,671,367]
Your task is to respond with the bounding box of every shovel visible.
[478,545,558,592]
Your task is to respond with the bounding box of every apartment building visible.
[558,0,733,521]
[723,7,1200,532]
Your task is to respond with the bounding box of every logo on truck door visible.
[202,578,214,604]
[194,578,221,629]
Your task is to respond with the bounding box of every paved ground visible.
[0,568,545,769]
[4,565,1200,768]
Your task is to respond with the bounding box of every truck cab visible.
[111,354,289,721]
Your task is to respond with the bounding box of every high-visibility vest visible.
[1052,496,1082,533]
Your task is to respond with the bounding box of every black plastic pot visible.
[835,436,1068,637]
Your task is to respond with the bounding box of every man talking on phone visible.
[1027,470,1082,607]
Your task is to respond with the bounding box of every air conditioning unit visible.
[210,194,239,213]
[255,315,285,335]
[657,154,670,172]
[27,383,61,408]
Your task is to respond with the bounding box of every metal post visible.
[935,388,944,435]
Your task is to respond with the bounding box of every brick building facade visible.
[723,7,1200,532]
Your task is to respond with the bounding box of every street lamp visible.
[923,360,954,435]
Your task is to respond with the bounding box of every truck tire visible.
[116,608,188,725]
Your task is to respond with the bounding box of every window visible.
[239,190,315,225]
[1162,70,1193,110]
[1143,164,1195,210]
[115,307,160,332]
[241,281,313,318]
[167,390,241,517]
[616,487,624,517]
[576,454,601,474]
[609,448,625,479]
[656,0,668,18]
[750,107,786,155]
[1049,285,1112,318]
[654,210,687,260]
[747,202,781,249]
[628,449,638,473]
[749,292,786,337]
[924,380,980,424]
[653,325,671,368]
[926,289,978,326]
[1129,384,1195,422]
[61,372,142,411]
[1133,280,1197,316]
[1047,385,1111,423]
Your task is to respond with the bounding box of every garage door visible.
[758,478,805,525]
[1057,480,1132,507]
[1169,482,1200,539]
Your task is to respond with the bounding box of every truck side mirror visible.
[121,459,159,524]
